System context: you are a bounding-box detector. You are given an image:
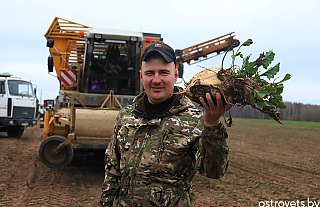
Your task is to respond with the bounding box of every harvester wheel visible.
[7,126,24,138]
[39,136,74,169]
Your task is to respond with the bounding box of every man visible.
[101,42,232,207]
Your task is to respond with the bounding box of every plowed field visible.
[0,118,319,206]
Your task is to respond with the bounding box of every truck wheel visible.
[7,126,24,138]
[39,136,74,169]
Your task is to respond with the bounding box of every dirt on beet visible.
[0,118,319,206]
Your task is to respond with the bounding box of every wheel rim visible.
[43,141,68,165]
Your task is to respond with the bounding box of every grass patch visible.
[234,122,320,131]
[234,118,320,127]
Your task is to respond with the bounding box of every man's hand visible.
[199,92,232,127]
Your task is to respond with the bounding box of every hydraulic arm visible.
[176,32,240,65]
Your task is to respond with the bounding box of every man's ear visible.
[140,70,143,83]
[174,68,178,82]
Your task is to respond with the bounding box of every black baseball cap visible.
[141,41,176,65]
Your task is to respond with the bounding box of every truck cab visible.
[0,73,37,138]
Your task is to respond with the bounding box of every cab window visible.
[8,80,34,97]
[83,40,139,95]
[0,81,5,94]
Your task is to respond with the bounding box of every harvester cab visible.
[40,17,239,169]
[81,28,144,97]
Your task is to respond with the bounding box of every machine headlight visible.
[94,34,102,39]
[130,36,138,42]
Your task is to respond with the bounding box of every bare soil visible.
[0,118,319,206]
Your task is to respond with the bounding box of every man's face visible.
[140,58,178,105]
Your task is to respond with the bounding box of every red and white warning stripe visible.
[61,70,76,86]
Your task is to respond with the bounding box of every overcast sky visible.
[0,0,319,105]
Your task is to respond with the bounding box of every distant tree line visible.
[227,102,320,122]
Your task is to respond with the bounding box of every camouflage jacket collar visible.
[133,86,194,118]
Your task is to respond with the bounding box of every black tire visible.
[7,126,24,138]
[39,136,74,169]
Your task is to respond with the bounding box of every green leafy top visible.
[230,38,291,110]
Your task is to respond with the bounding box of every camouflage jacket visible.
[101,91,229,207]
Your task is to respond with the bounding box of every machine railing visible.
[45,17,91,91]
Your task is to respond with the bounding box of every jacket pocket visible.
[148,186,180,207]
